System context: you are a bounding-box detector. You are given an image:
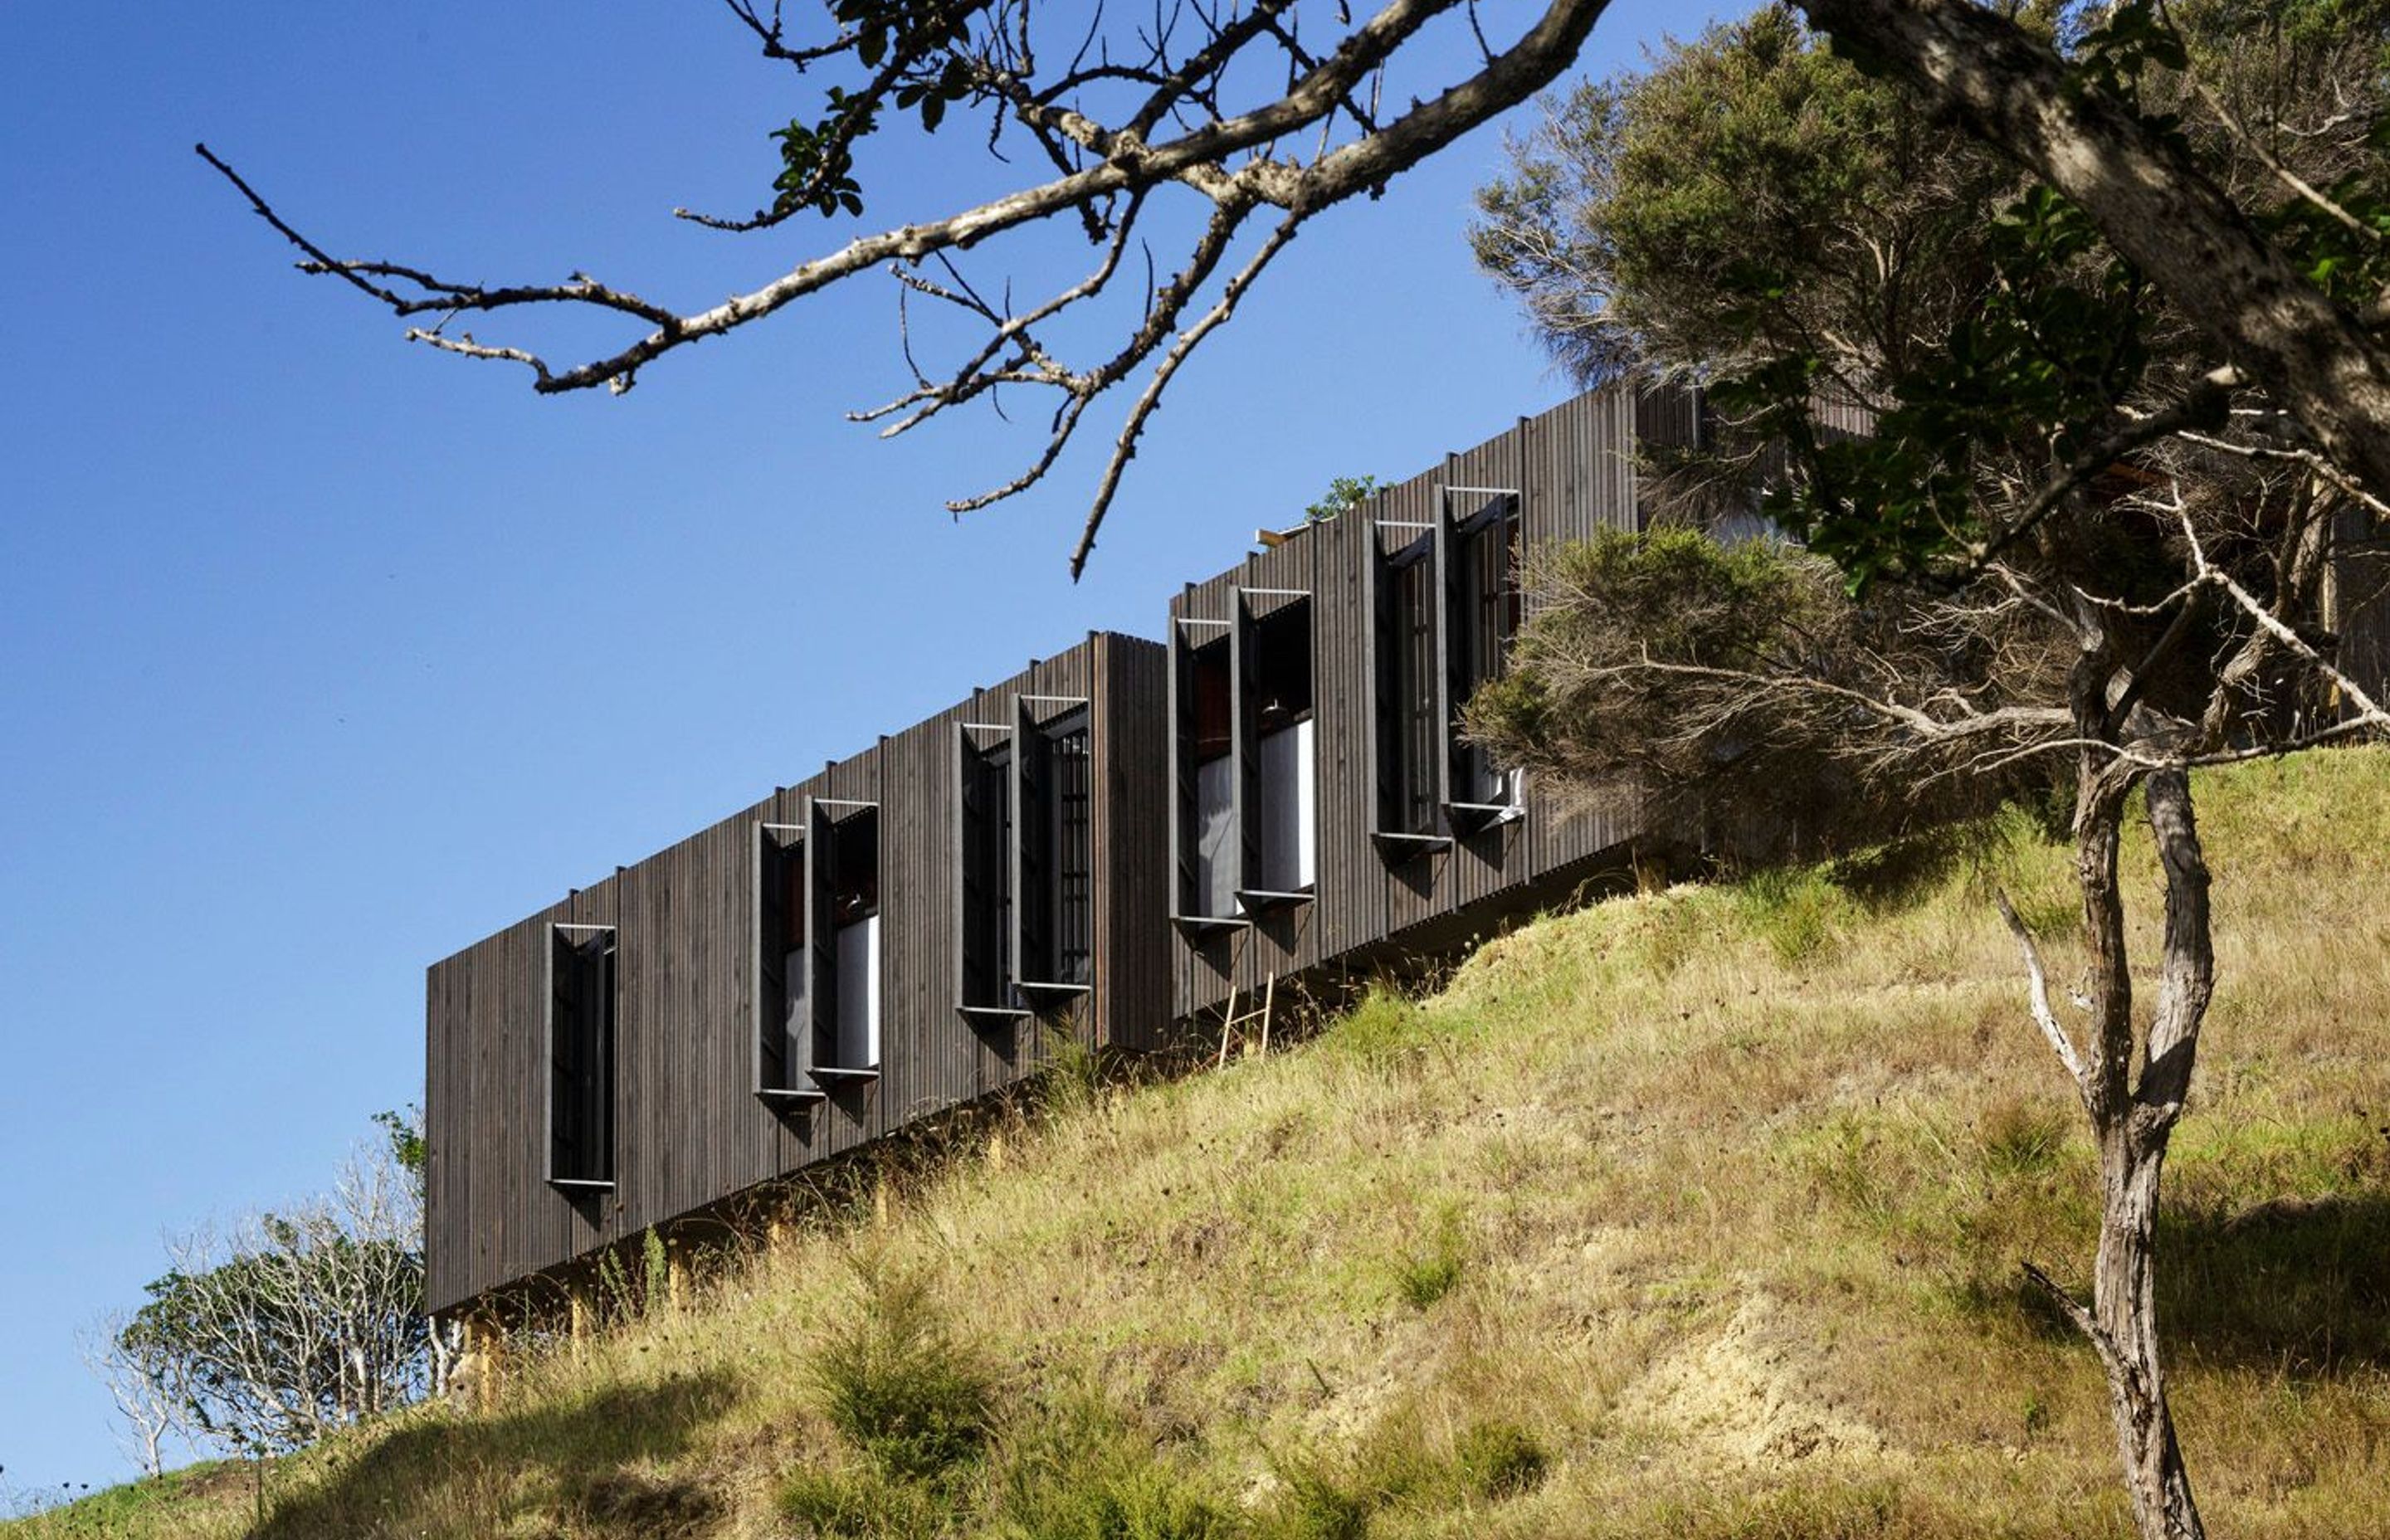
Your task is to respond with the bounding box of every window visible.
[547,924,616,1188]
[1017,701,1094,992]
[1171,622,1240,925]
[1171,595,1316,928]
[1443,490,1524,827]
[1372,531,1442,847]
[957,728,1017,1018]
[1239,593,1315,905]
[809,801,881,1079]
[755,823,819,1102]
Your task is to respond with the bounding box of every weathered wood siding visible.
[426,633,1168,1314]
[1165,387,1691,1021]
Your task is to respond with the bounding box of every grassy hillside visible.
[20,751,2390,1539]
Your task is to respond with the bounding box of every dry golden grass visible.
[19,749,2390,1539]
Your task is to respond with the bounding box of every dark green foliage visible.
[1451,1421,1549,1501]
[1303,475,1383,525]
[1391,1208,1467,1309]
[1465,529,2061,860]
[776,1463,946,1540]
[371,1106,426,1178]
[1261,1461,1368,1540]
[1260,1411,1549,1538]
[811,1260,994,1481]
[1472,7,2010,392]
[995,1393,1235,1540]
[767,0,993,220]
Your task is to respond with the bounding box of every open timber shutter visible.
[806,800,839,1073]
[1231,592,1261,900]
[1045,706,1094,984]
[1014,697,1051,986]
[957,729,1012,1011]
[1364,528,1393,831]
[1430,509,1457,815]
[548,926,582,1179]
[755,826,789,1090]
[1168,624,1197,914]
[549,926,614,1184]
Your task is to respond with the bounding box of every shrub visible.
[1391,1210,1467,1309]
[997,1391,1234,1540]
[1324,989,1436,1069]
[1734,867,1842,964]
[1978,1096,2069,1180]
[1452,1420,1548,1500]
[811,1261,993,1481]
[1263,1460,1369,1540]
[777,1464,944,1540]
[1005,1457,1233,1540]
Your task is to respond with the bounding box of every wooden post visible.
[666,1241,689,1312]
[988,1130,1006,1173]
[568,1284,590,1356]
[874,1176,890,1229]
[476,1313,505,1414]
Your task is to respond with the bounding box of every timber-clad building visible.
[425,378,2390,1321]
[425,635,1169,1315]
[425,385,1701,1319]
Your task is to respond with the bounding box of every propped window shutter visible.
[806,803,839,1072]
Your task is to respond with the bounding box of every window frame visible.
[1015,695,1095,1001]
[544,921,618,1192]
[753,821,823,1107]
[1232,586,1317,913]
[1168,616,1246,935]
[806,797,884,1083]
[954,721,1025,1026]
[1439,486,1525,833]
[1365,519,1450,858]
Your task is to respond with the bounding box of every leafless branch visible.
[1995,889,2090,1108]
[203,0,1614,569]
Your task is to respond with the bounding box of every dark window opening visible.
[548,925,616,1187]
[757,824,813,1094]
[1251,601,1314,734]
[958,733,1014,1011]
[1020,704,1094,988]
[1374,537,1440,838]
[1191,639,1232,763]
[1174,629,1238,919]
[1241,596,1315,898]
[809,803,881,1075]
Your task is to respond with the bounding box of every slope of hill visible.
[19,751,2390,1539]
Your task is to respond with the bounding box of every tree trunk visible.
[2043,763,2210,1540]
[2093,1123,2203,1540]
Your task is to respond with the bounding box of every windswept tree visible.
[105,1111,439,1464]
[1470,6,2390,1537]
[77,1312,187,1479]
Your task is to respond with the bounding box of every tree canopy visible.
[1466,7,2390,1536]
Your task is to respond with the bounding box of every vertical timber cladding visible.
[424,631,1170,1316]
[1167,384,1686,1022]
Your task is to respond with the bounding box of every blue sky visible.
[0,1,1733,1491]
